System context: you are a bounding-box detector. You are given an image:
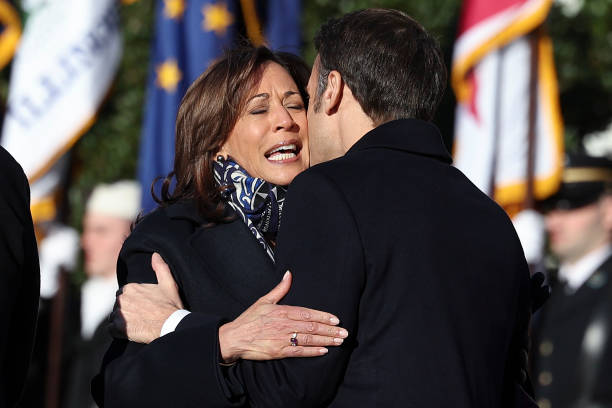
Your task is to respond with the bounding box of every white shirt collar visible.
[558,244,612,291]
[81,275,118,339]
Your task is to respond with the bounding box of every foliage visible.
[547,0,612,150]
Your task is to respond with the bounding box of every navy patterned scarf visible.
[213,157,286,261]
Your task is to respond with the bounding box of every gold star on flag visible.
[156,59,182,92]
[163,0,185,20]
[202,2,234,36]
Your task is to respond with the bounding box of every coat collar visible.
[164,199,236,225]
[164,200,208,224]
[347,118,452,164]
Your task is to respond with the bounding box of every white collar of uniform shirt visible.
[558,244,612,292]
[81,275,118,340]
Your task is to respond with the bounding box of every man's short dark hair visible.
[313,8,447,125]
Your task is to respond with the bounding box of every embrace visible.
[94,9,539,407]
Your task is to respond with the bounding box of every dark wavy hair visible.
[152,45,310,223]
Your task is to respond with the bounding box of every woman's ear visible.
[324,70,343,116]
[215,147,229,162]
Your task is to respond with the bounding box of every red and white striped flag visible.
[452,0,564,215]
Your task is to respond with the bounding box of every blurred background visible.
[1,0,611,407]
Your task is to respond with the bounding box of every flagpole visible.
[488,46,507,198]
[524,26,541,210]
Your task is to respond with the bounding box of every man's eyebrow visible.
[283,91,299,98]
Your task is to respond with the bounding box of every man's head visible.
[307,8,447,164]
[82,181,140,278]
[540,154,612,264]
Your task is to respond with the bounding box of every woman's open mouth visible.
[265,141,302,163]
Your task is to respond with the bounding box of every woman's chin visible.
[261,162,308,186]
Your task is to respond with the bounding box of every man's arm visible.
[225,169,366,406]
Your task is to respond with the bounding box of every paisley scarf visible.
[213,157,286,261]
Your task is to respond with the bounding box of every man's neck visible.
[338,109,375,154]
[558,243,612,291]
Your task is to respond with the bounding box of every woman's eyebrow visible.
[247,93,269,103]
[247,91,299,103]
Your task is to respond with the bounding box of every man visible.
[531,154,612,408]
[102,9,535,407]
[62,181,140,408]
[0,146,39,408]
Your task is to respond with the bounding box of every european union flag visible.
[138,0,302,213]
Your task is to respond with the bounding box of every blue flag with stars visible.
[138,0,301,213]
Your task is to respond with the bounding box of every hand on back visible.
[108,253,349,362]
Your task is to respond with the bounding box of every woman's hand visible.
[218,271,349,363]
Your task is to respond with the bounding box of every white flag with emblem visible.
[1,0,122,221]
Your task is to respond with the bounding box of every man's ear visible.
[324,70,343,116]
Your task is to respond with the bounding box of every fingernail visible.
[283,271,290,280]
[333,338,344,344]
[338,329,349,338]
[330,316,340,325]
[319,348,328,354]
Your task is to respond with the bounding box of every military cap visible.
[538,153,612,211]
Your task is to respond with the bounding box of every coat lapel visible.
[189,217,279,308]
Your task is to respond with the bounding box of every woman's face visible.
[219,62,309,186]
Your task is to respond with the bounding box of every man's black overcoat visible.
[0,146,39,408]
[95,119,534,407]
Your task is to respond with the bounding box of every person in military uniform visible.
[532,153,612,408]
[63,181,140,408]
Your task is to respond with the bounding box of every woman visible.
[93,46,346,406]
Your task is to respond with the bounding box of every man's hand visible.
[109,253,184,344]
[218,271,349,363]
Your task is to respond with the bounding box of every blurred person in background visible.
[21,181,140,408]
[532,153,612,408]
[0,146,40,408]
[63,180,140,408]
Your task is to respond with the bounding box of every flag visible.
[1,0,122,223]
[0,0,20,70]
[138,0,301,213]
[451,0,564,215]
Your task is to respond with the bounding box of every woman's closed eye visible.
[249,105,268,115]
[285,103,304,111]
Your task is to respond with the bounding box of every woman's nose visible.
[273,106,298,132]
